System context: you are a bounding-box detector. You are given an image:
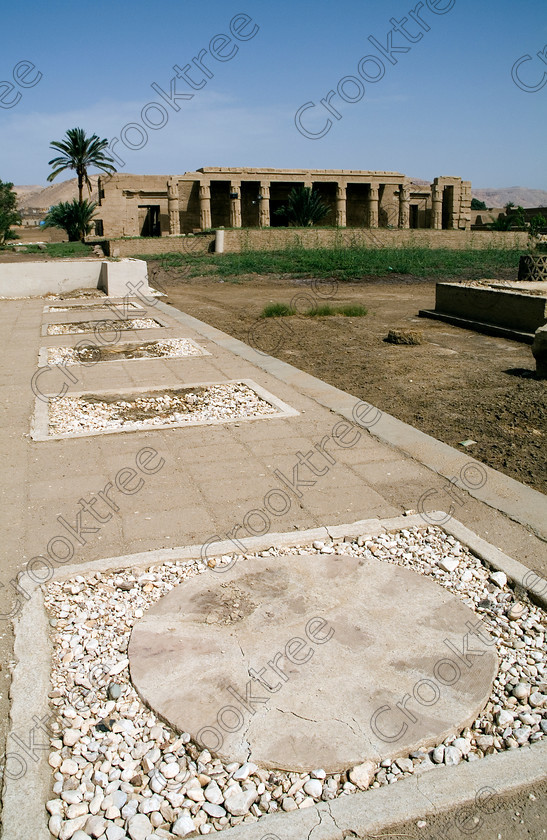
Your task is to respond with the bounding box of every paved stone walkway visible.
[1,287,546,838]
[1,292,546,749]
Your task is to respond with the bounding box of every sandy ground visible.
[152,268,547,494]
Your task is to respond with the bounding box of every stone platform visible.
[128,553,498,772]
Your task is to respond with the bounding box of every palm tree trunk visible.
[78,171,83,204]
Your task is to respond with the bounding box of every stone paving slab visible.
[129,552,498,771]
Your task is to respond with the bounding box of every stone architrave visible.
[368,184,379,228]
[336,185,347,227]
[259,182,270,228]
[230,182,242,228]
[399,183,410,229]
[129,553,498,773]
[167,179,180,235]
[199,183,211,231]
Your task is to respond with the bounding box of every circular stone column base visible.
[128,554,497,772]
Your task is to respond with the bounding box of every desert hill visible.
[13,177,547,211]
[15,176,99,210]
[471,187,547,209]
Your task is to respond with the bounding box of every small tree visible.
[0,180,22,246]
[529,213,547,238]
[275,186,331,227]
[491,203,527,231]
[471,198,487,210]
[47,127,117,202]
[43,199,97,242]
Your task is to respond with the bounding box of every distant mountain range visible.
[470,187,547,209]
[14,177,547,210]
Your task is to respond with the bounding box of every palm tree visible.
[275,186,331,227]
[47,128,117,202]
[43,199,97,242]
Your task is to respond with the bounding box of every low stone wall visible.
[219,229,528,253]
[434,283,547,333]
[105,235,215,258]
[106,229,528,257]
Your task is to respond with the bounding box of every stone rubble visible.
[47,383,278,435]
[43,526,546,838]
[47,303,143,313]
[47,319,160,335]
[47,339,206,367]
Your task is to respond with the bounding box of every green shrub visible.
[260,302,296,318]
[337,304,368,316]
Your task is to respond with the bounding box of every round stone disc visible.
[128,554,497,772]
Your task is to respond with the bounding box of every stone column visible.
[431,184,443,230]
[336,184,347,227]
[230,182,242,228]
[368,184,379,228]
[304,180,313,190]
[259,182,270,228]
[199,183,211,230]
[399,183,410,229]
[167,179,180,235]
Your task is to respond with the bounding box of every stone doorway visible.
[138,205,161,237]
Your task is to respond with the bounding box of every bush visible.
[337,304,368,317]
[260,302,296,318]
[43,199,97,242]
[0,180,22,246]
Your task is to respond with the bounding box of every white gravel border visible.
[4,516,546,840]
[31,380,299,441]
[37,339,210,368]
[46,319,162,335]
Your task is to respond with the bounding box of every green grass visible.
[5,241,93,257]
[335,304,368,317]
[307,304,336,316]
[260,302,296,318]
[137,246,523,282]
[260,302,368,318]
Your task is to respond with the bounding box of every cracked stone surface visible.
[128,554,498,772]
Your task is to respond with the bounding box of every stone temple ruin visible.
[94,168,472,238]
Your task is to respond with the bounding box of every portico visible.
[96,168,472,238]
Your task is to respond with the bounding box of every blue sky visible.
[1,0,546,188]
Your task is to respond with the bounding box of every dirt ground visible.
[150,267,547,495]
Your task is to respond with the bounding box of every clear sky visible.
[1,0,546,188]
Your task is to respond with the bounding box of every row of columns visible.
[187,179,416,233]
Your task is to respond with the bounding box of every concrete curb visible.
[2,589,52,840]
[209,741,547,839]
[4,516,546,840]
[155,302,547,541]
[418,308,535,344]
